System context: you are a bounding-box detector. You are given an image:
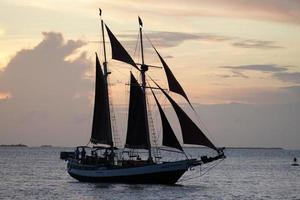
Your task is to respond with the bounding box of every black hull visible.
[68,169,186,184]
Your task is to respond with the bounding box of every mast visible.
[139,17,152,161]
[99,9,113,148]
[100,9,108,74]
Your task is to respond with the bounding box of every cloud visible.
[0,32,93,146]
[232,39,283,49]
[97,31,281,51]
[201,85,300,105]
[283,85,300,94]
[88,0,300,25]
[113,31,231,49]
[231,70,249,78]
[192,101,300,149]
[0,32,89,100]
[125,0,300,25]
[221,64,289,72]
[220,64,300,84]
[161,85,300,149]
[273,72,300,83]
[215,70,249,79]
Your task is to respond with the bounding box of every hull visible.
[67,159,195,184]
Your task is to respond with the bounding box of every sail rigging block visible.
[105,25,139,70]
[90,53,113,145]
[151,88,183,151]
[153,80,217,151]
[125,72,150,149]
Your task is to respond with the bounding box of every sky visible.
[0,0,299,149]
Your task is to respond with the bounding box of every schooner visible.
[60,10,225,184]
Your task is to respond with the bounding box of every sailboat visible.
[60,10,225,184]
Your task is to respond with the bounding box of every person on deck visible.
[75,148,80,160]
[81,148,86,163]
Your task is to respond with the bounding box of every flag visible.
[138,16,143,27]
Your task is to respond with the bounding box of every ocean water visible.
[0,147,299,200]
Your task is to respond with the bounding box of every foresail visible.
[91,53,113,145]
[153,80,217,151]
[105,24,139,70]
[150,88,183,151]
[125,72,150,149]
[153,47,193,109]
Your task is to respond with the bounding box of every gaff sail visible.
[150,88,183,151]
[90,53,113,145]
[125,72,150,149]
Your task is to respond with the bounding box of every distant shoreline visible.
[0,144,28,147]
[0,144,284,150]
[224,147,283,150]
[182,146,283,150]
[0,144,54,148]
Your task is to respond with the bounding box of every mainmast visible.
[139,17,152,161]
[99,9,113,148]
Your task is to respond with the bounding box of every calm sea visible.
[0,147,299,200]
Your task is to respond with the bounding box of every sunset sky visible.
[0,0,299,148]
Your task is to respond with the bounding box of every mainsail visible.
[90,53,113,145]
[151,88,183,151]
[152,81,217,151]
[125,72,150,149]
[105,25,139,70]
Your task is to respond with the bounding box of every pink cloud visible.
[98,0,300,25]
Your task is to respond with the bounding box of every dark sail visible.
[153,81,217,151]
[153,47,193,108]
[125,72,149,149]
[105,25,139,70]
[90,53,113,145]
[151,89,183,151]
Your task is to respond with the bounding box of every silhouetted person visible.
[75,148,80,159]
[103,149,108,160]
[92,150,97,158]
[81,148,86,163]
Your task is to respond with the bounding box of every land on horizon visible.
[0,144,288,150]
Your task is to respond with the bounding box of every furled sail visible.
[90,53,113,145]
[105,25,139,70]
[125,72,150,149]
[151,88,183,151]
[153,47,193,108]
[153,81,217,151]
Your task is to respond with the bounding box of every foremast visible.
[100,10,114,151]
[90,9,114,150]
